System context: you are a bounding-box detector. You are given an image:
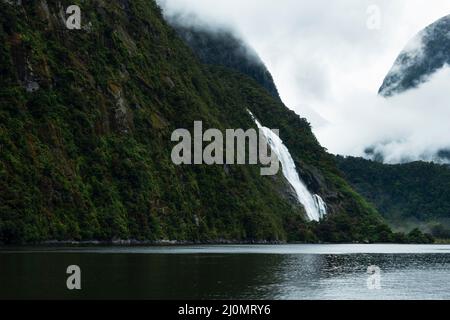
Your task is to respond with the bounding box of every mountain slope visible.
[379,14,450,97]
[169,27,329,170]
[173,24,281,101]
[335,14,450,240]
[337,156,450,239]
[0,0,411,244]
[167,25,433,243]
[0,0,299,244]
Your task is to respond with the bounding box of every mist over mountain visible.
[166,17,450,240]
[172,24,281,101]
[379,14,450,97]
[368,14,450,164]
[163,13,450,240]
[157,0,450,166]
[337,15,450,239]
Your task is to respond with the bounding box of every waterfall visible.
[313,194,327,220]
[249,111,327,221]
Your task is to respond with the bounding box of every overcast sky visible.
[157,0,450,163]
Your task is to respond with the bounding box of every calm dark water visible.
[0,244,449,300]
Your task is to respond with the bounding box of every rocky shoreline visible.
[30,239,288,246]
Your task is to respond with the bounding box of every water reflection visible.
[270,254,450,300]
[0,246,449,299]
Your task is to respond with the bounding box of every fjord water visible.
[1,244,449,300]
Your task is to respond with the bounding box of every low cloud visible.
[157,0,450,163]
[317,66,450,163]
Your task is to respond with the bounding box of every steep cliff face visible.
[0,0,396,244]
[379,14,450,97]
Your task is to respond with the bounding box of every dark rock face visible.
[379,14,450,97]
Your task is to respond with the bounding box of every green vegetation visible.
[337,156,449,239]
[0,0,431,244]
[174,25,434,243]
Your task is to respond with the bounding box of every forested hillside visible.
[0,0,428,244]
[337,156,450,239]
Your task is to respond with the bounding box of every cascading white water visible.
[249,111,327,221]
[313,194,327,220]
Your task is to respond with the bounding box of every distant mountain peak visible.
[379,14,450,97]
